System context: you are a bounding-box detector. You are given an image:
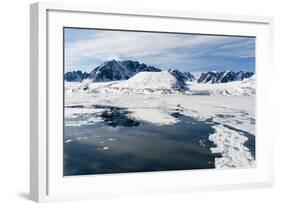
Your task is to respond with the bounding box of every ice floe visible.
[209,125,255,168]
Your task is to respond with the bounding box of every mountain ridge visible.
[64,70,89,82]
[197,70,254,84]
[87,59,161,82]
[64,60,253,85]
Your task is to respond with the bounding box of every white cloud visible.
[65,30,255,72]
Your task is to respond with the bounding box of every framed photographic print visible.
[30,2,274,202]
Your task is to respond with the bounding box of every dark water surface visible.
[63,106,224,176]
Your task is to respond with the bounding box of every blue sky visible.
[64,28,255,74]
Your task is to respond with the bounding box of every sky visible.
[64,28,255,74]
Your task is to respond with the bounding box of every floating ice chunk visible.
[209,125,255,168]
[129,108,178,126]
[108,138,116,141]
[64,118,102,127]
[198,140,206,147]
[64,107,106,119]
[65,140,72,143]
[102,147,109,150]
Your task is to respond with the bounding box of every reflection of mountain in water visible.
[97,105,140,127]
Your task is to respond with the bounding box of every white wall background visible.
[0,0,280,204]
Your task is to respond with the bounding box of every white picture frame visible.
[30,2,274,202]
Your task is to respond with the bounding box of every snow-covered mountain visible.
[70,71,191,94]
[197,70,254,84]
[64,60,196,84]
[110,71,188,93]
[64,71,89,82]
[66,73,256,96]
[190,75,256,96]
[168,69,195,89]
[87,60,161,82]
[64,60,255,96]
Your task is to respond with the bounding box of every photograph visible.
[63,28,256,176]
